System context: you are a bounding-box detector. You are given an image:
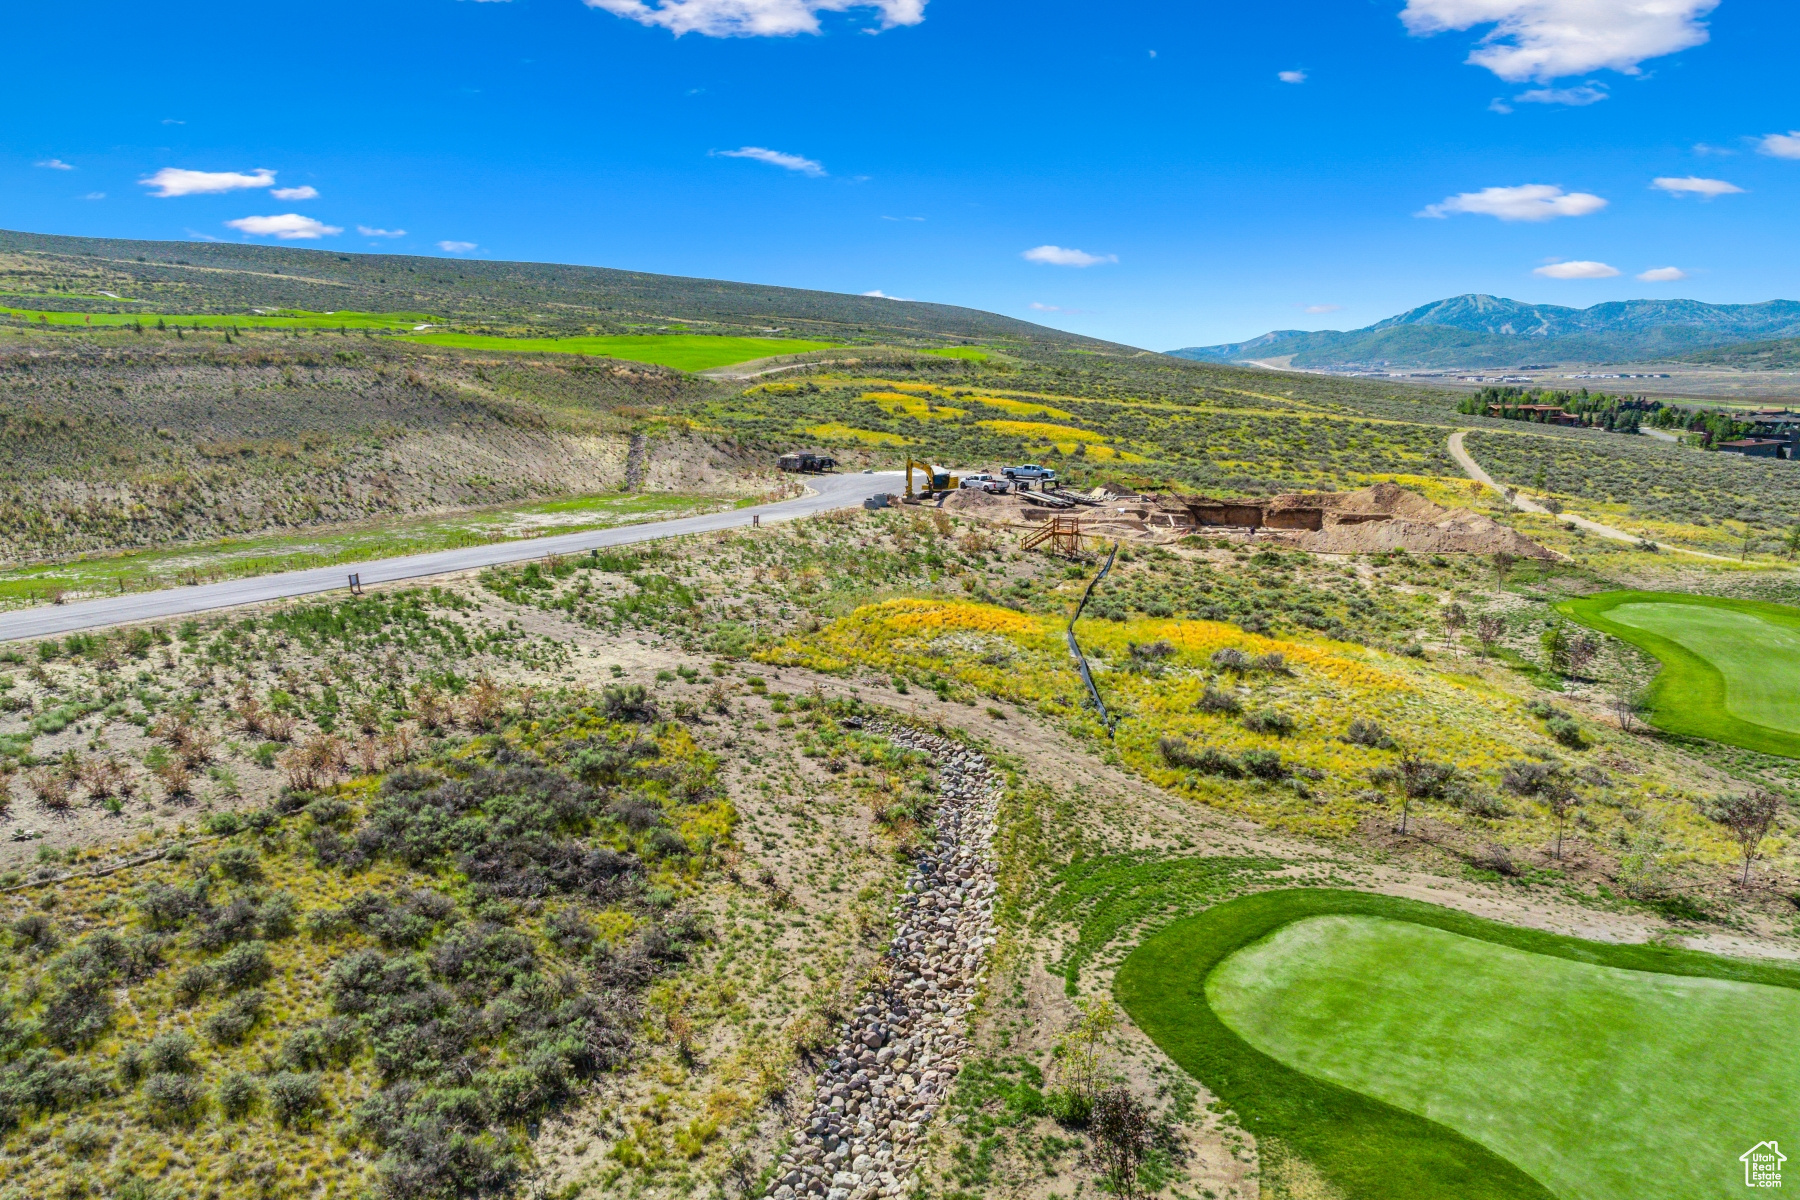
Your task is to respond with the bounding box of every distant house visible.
[1744,413,1800,457]
[778,450,837,473]
[1716,437,1788,459]
[1487,403,1579,426]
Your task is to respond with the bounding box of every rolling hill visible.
[0,227,1109,351]
[1171,293,1800,369]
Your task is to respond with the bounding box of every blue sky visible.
[5,0,1797,350]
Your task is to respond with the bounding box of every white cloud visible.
[1514,82,1607,105]
[1301,304,1343,314]
[1399,0,1717,83]
[861,290,911,300]
[1022,245,1116,267]
[1651,175,1743,198]
[1533,260,1620,279]
[1758,131,1800,160]
[1278,69,1306,83]
[1638,266,1687,281]
[143,167,277,197]
[1030,302,1090,314]
[270,185,319,200]
[586,0,923,38]
[1488,98,1514,113]
[35,158,73,170]
[437,240,477,253]
[224,213,342,240]
[880,214,924,221]
[161,118,185,125]
[713,146,825,176]
[1418,183,1606,221]
[358,226,407,238]
[82,193,105,201]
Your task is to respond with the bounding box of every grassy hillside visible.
[1675,336,1800,369]
[0,229,1107,350]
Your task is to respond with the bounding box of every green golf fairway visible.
[1208,915,1800,1200]
[1559,590,1800,756]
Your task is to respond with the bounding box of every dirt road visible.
[1447,430,1743,564]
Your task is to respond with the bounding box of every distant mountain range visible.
[1168,294,1800,370]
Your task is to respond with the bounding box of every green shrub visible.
[203,989,266,1045]
[1047,1086,1092,1126]
[217,1072,260,1120]
[143,1072,205,1127]
[1194,686,1241,715]
[1342,718,1394,749]
[1241,749,1286,781]
[1242,709,1295,736]
[214,845,262,883]
[213,941,272,991]
[267,1071,325,1126]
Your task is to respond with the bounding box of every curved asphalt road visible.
[0,472,906,643]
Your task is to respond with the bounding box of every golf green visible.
[1209,915,1800,1200]
[1558,590,1800,756]
[1114,889,1800,1200]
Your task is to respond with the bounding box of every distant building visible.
[1743,413,1800,457]
[1487,403,1579,426]
[778,450,838,472]
[1716,437,1788,459]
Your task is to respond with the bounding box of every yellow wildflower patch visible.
[804,422,913,446]
[978,419,1107,443]
[863,391,967,420]
[875,597,1044,636]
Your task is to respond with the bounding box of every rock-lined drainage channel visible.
[766,721,1000,1200]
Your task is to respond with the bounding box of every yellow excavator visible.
[904,459,959,501]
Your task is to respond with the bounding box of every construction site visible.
[936,480,1555,559]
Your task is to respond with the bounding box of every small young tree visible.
[1609,684,1648,733]
[1542,780,1582,860]
[1492,550,1517,585]
[1707,790,1784,886]
[1474,614,1505,657]
[1785,524,1800,561]
[1050,997,1119,1124]
[1565,633,1600,679]
[1442,602,1467,644]
[1540,622,1571,675]
[1090,1086,1151,1200]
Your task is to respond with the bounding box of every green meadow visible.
[1115,889,1800,1200]
[398,331,837,370]
[1560,590,1800,757]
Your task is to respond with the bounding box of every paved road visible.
[1447,431,1743,563]
[0,472,905,643]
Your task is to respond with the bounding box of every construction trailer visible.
[778,450,838,473]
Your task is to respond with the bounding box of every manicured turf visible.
[1559,589,1800,757]
[1209,914,1800,1200]
[1114,889,1800,1200]
[399,332,836,370]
